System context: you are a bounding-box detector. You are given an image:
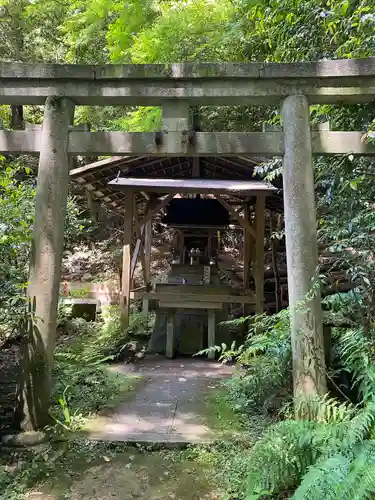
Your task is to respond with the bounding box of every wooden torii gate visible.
[1,58,375,428]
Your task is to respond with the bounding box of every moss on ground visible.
[1,441,223,500]
[0,382,271,500]
[202,386,246,439]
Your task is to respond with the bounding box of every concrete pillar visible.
[162,101,190,155]
[162,101,190,131]
[23,96,74,430]
[166,310,176,358]
[207,310,216,360]
[282,94,327,402]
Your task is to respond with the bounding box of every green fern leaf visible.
[292,454,351,500]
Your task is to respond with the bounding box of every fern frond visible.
[294,394,355,423]
[247,420,320,495]
[292,454,351,500]
[338,327,375,402]
[247,403,375,498]
[352,441,375,499]
[340,402,375,448]
[293,441,375,500]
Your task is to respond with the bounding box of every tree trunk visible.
[18,96,74,430]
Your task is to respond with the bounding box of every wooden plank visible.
[85,190,98,222]
[130,195,173,277]
[131,206,145,282]
[216,195,256,238]
[143,217,152,285]
[270,211,281,312]
[70,156,128,177]
[243,204,252,317]
[255,195,266,315]
[207,231,212,260]
[166,310,176,358]
[192,157,200,177]
[120,192,134,327]
[142,292,255,304]
[139,193,175,226]
[160,301,223,310]
[207,310,216,359]
[154,283,233,294]
[130,225,144,278]
[110,177,275,195]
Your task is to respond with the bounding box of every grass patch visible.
[50,307,144,431]
[50,362,141,431]
[203,386,245,439]
[1,440,223,500]
[164,381,273,499]
[0,440,126,500]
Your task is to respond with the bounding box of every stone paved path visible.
[86,357,233,444]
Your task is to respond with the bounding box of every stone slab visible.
[2,130,375,156]
[1,58,375,80]
[86,358,233,444]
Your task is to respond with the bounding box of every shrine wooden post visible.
[254,195,266,315]
[142,204,152,318]
[120,192,134,328]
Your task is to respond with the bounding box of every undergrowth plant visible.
[205,301,375,499]
[50,306,143,430]
[245,324,375,499]
[199,309,293,414]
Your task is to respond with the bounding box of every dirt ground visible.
[26,449,223,500]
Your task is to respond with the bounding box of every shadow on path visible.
[85,356,234,444]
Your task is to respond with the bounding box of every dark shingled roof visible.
[70,155,283,214]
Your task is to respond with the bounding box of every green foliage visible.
[55,306,147,365]
[292,440,375,500]
[244,323,375,499]
[0,162,35,333]
[212,310,293,414]
[50,361,135,430]
[1,3,375,499]
[0,160,91,336]
[50,306,142,430]
[128,0,236,64]
[246,401,375,498]
[336,327,375,403]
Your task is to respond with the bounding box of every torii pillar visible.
[21,97,74,430]
[282,95,327,402]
